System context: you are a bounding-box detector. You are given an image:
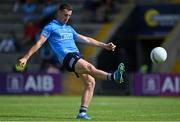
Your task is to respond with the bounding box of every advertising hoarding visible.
[0,73,62,95]
[134,4,180,36]
[135,73,180,96]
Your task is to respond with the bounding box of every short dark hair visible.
[58,4,73,11]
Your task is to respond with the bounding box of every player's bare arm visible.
[19,35,47,67]
[77,34,116,51]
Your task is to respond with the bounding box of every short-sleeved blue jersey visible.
[41,19,80,64]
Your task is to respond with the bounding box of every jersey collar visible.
[53,19,66,26]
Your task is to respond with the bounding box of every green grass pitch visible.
[0,96,180,121]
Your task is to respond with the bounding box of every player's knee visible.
[84,74,95,90]
[86,64,96,74]
[86,80,95,90]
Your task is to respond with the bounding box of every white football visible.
[150,47,167,63]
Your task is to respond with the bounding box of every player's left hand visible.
[105,42,116,51]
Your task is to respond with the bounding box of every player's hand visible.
[105,42,116,51]
[18,57,27,68]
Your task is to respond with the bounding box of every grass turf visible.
[0,96,180,121]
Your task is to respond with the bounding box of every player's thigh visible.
[75,59,95,74]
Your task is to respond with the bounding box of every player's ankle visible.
[107,73,115,81]
[79,106,88,113]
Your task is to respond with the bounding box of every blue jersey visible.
[41,19,80,64]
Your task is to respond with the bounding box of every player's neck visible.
[56,18,66,25]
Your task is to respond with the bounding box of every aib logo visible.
[7,74,23,93]
[142,75,160,94]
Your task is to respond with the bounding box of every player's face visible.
[58,9,72,24]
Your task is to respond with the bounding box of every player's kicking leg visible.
[75,59,125,83]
